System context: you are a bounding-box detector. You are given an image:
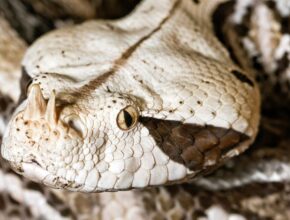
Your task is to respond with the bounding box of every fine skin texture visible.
[1,0,260,192]
[0,0,290,220]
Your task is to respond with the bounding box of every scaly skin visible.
[1,0,290,220]
[2,0,259,192]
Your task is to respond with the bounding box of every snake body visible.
[0,0,289,219]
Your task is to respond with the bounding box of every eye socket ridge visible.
[117,105,139,131]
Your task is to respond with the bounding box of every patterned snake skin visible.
[0,0,289,219]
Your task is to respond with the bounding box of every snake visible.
[0,0,289,219]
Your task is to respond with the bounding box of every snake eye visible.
[117,106,139,130]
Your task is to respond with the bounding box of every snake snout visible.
[23,83,87,138]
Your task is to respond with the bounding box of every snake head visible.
[2,78,257,192]
[0,0,260,192]
[1,83,185,192]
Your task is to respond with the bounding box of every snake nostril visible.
[63,114,87,138]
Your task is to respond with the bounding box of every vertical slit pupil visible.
[123,110,133,128]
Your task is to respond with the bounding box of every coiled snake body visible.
[0,0,289,219]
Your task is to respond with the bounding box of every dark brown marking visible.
[8,209,21,217]
[47,192,65,206]
[106,86,111,93]
[26,181,44,194]
[193,0,200,4]
[0,195,5,210]
[140,118,249,171]
[7,195,20,205]
[18,66,33,104]
[181,147,204,170]
[24,207,33,218]
[60,207,72,217]
[204,147,221,165]
[281,16,290,34]
[194,129,219,152]
[0,92,13,112]
[276,52,289,75]
[231,70,254,87]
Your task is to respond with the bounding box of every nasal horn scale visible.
[45,90,57,126]
[23,84,47,120]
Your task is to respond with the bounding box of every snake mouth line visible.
[19,162,83,190]
[18,162,65,189]
[21,162,52,184]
